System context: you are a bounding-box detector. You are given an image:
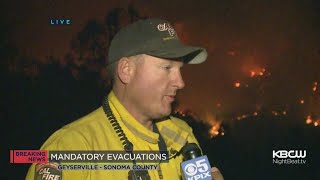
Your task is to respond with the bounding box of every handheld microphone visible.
[128,170,150,180]
[181,143,224,180]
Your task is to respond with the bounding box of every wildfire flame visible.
[234,82,241,88]
[249,68,266,77]
[205,111,223,138]
[208,123,221,138]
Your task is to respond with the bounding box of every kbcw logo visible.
[273,150,306,158]
[181,156,211,180]
[157,23,176,36]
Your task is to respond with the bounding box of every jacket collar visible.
[108,91,190,152]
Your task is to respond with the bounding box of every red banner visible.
[10,150,48,164]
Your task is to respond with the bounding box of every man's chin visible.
[154,109,171,120]
[163,109,172,118]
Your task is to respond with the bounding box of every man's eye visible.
[162,66,172,70]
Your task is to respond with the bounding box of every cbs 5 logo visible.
[184,159,209,176]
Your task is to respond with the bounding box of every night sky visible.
[4,0,320,119]
[3,0,320,179]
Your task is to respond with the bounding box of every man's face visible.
[127,55,185,120]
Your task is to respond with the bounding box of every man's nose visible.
[174,71,185,89]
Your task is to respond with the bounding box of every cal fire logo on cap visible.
[35,162,62,180]
[157,23,176,36]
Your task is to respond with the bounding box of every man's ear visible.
[117,57,133,84]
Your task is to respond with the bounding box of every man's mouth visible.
[165,95,175,103]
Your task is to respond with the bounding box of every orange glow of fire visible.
[216,103,222,108]
[209,124,221,138]
[248,67,267,77]
[306,118,312,124]
[272,111,278,116]
[313,86,317,92]
[205,112,223,138]
[250,71,256,77]
[306,115,312,124]
[227,50,236,56]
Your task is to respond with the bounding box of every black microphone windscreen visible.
[181,143,202,160]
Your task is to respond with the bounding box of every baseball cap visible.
[108,18,207,64]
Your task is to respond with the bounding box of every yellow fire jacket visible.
[26,91,200,180]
